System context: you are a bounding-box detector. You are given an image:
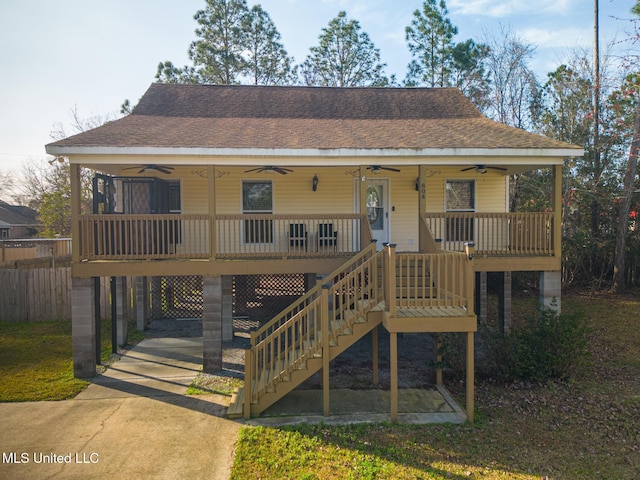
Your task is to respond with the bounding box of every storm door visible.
[366,179,389,250]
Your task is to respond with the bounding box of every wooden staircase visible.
[227,244,477,420]
[228,244,383,419]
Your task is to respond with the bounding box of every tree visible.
[155,0,295,86]
[155,0,249,84]
[300,11,391,87]
[405,0,457,87]
[405,0,489,108]
[483,25,538,130]
[11,107,116,237]
[244,5,296,85]
[612,89,639,292]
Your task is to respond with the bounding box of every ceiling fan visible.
[460,165,507,174]
[123,164,175,175]
[244,166,293,175]
[367,165,401,174]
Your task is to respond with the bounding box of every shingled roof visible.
[47,84,582,153]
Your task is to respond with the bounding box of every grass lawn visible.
[231,290,640,479]
[0,319,142,402]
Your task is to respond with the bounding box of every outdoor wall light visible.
[312,174,319,191]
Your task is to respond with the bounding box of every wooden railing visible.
[422,212,555,256]
[394,251,474,309]
[216,214,367,258]
[78,214,210,260]
[245,242,379,408]
[76,214,370,261]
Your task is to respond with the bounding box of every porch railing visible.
[422,212,555,256]
[77,213,371,261]
[78,214,210,260]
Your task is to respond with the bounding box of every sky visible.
[0,0,636,177]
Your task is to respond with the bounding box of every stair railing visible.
[244,241,379,414]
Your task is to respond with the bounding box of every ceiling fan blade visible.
[380,166,401,172]
[244,167,265,173]
[273,167,293,175]
[460,166,476,172]
[487,166,508,171]
[152,166,174,174]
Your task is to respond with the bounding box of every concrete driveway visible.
[0,338,240,480]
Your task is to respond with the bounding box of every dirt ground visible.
[143,317,439,390]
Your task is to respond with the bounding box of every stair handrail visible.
[251,240,378,346]
[245,241,379,412]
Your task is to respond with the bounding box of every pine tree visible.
[301,11,390,87]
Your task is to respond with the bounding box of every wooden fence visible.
[0,238,72,262]
[0,268,115,323]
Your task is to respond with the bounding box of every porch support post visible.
[553,164,563,259]
[116,276,129,346]
[203,275,223,373]
[435,334,442,385]
[372,326,379,386]
[474,272,487,324]
[358,166,367,217]
[390,331,398,423]
[304,273,317,292]
[70,164,81,264]
[384,243,397,316]
[321,285,330,416]
[72,277,96,378]
[539,271,561,313]
[417,165,427,250]
[222,275,233,342]
[208,166,217,260]
[498,272,512,333]
[466,331,475,423]
[135,276,149,332]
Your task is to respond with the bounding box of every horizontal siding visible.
[425,167,507,213]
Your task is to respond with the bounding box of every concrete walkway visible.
[0,338,240,480]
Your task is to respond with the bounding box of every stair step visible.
[331,318,352,335]
[227,387,244,419]
[342,309,367,324]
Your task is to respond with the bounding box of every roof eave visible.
[46,145,584,163]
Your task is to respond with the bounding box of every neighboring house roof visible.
[46,84,583,158]
[0,200,38,228]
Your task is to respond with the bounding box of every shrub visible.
[483,303,590,383]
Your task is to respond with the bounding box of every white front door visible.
[365,179,390,250]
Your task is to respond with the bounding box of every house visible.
[46,84,583,421]
[0,200,38,239]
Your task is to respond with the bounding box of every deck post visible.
[115,276,129,347]
[222,275,233,342]
[321,285,330,416]
[135,276,149,332]
[435,333,442,385]
[72,277,97,378]
[384,243,397,316]
[466,331,475,423]
[372,326,379,386]
[203,275,223,373]
[390,331,398,422]
[244,346,253,419]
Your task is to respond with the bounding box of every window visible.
[446,180,475,211]
[445,180,475,242]
[1,229,8,238]
[168,180,181,213]
[243,181,273,243]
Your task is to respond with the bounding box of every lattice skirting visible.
[149,274,306,322]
